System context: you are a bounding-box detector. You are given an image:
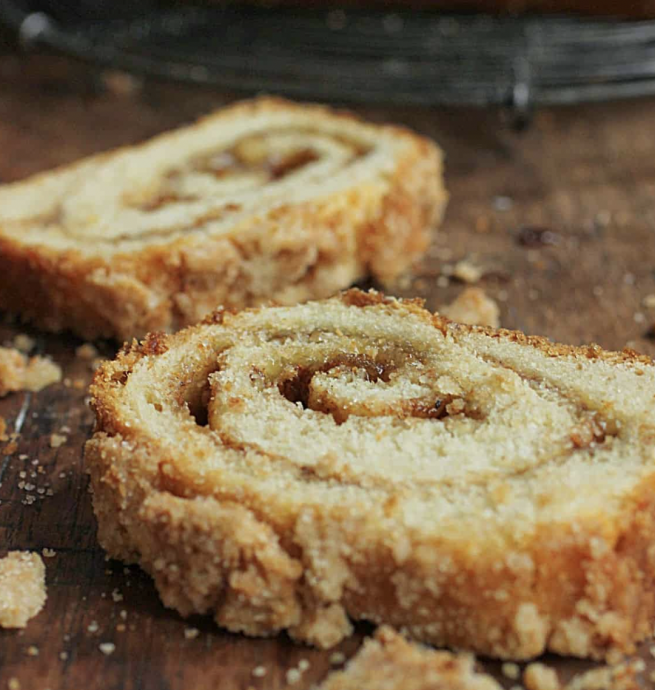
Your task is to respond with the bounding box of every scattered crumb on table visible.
[440,287,500,328]
[0,552,46,629]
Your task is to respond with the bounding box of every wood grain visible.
[0,49,655,689]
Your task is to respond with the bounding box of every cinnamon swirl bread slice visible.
[85,290,655,660]
[0,98,445,340]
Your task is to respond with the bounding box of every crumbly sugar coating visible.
[315,627,501,690]
[0,346,61,397]
[0,98,446,340]
[85,289,655,659]
[0,551,47,628]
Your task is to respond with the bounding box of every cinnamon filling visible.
[278,353,393,409]
[277,354,461,425]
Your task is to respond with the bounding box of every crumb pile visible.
[0,552,46,628]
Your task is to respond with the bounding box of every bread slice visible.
[0,98,445,341]
[316,627,502,690]
[85,289,655,659]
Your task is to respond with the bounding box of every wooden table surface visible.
[1,46,655,690]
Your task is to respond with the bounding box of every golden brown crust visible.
[0,97,446,341]
[85,289,655,659]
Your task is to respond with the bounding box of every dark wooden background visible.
[1,37,655,690]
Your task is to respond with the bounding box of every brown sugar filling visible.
[277,353,459,425]
[131,128,369,213]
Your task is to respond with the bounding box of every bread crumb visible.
[111,588,123,603]
[285,668,302,684]
[0,552,46,628]
[87,620,99,633]
[524,663,560,690]
[75,343,99,360]
[12,335,34,353]
[0,347,61,397]
[99,642,115,655]
[329,652,346,665]
[502,662,521,680]
[184,627,199,639]
[453,260,483,284]
[440,287,500,328]
[23,359,61,392]
[42,548,56,558]
[643,294,655,309]
[26,645,39,657]
[49,434,67,448]
[298,659,310,672]
[59,651,68,661]
[8,679,20,690]
[252,666,267,678]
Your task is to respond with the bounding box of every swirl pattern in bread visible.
[85,290,655,659]
[0,98,445,340]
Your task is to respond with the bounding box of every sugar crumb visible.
[12,335,34,353]
[523,663,559,690]
[285,668,302,684]
[329,652,346,665]
[493,195,513,211]
[184,627,199,640]
[50,434,67,448]
[453,260,483,284]
[643,294,655,309]
[99,642,115,655]
[252,666,267,678]
[502,662,521,680]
